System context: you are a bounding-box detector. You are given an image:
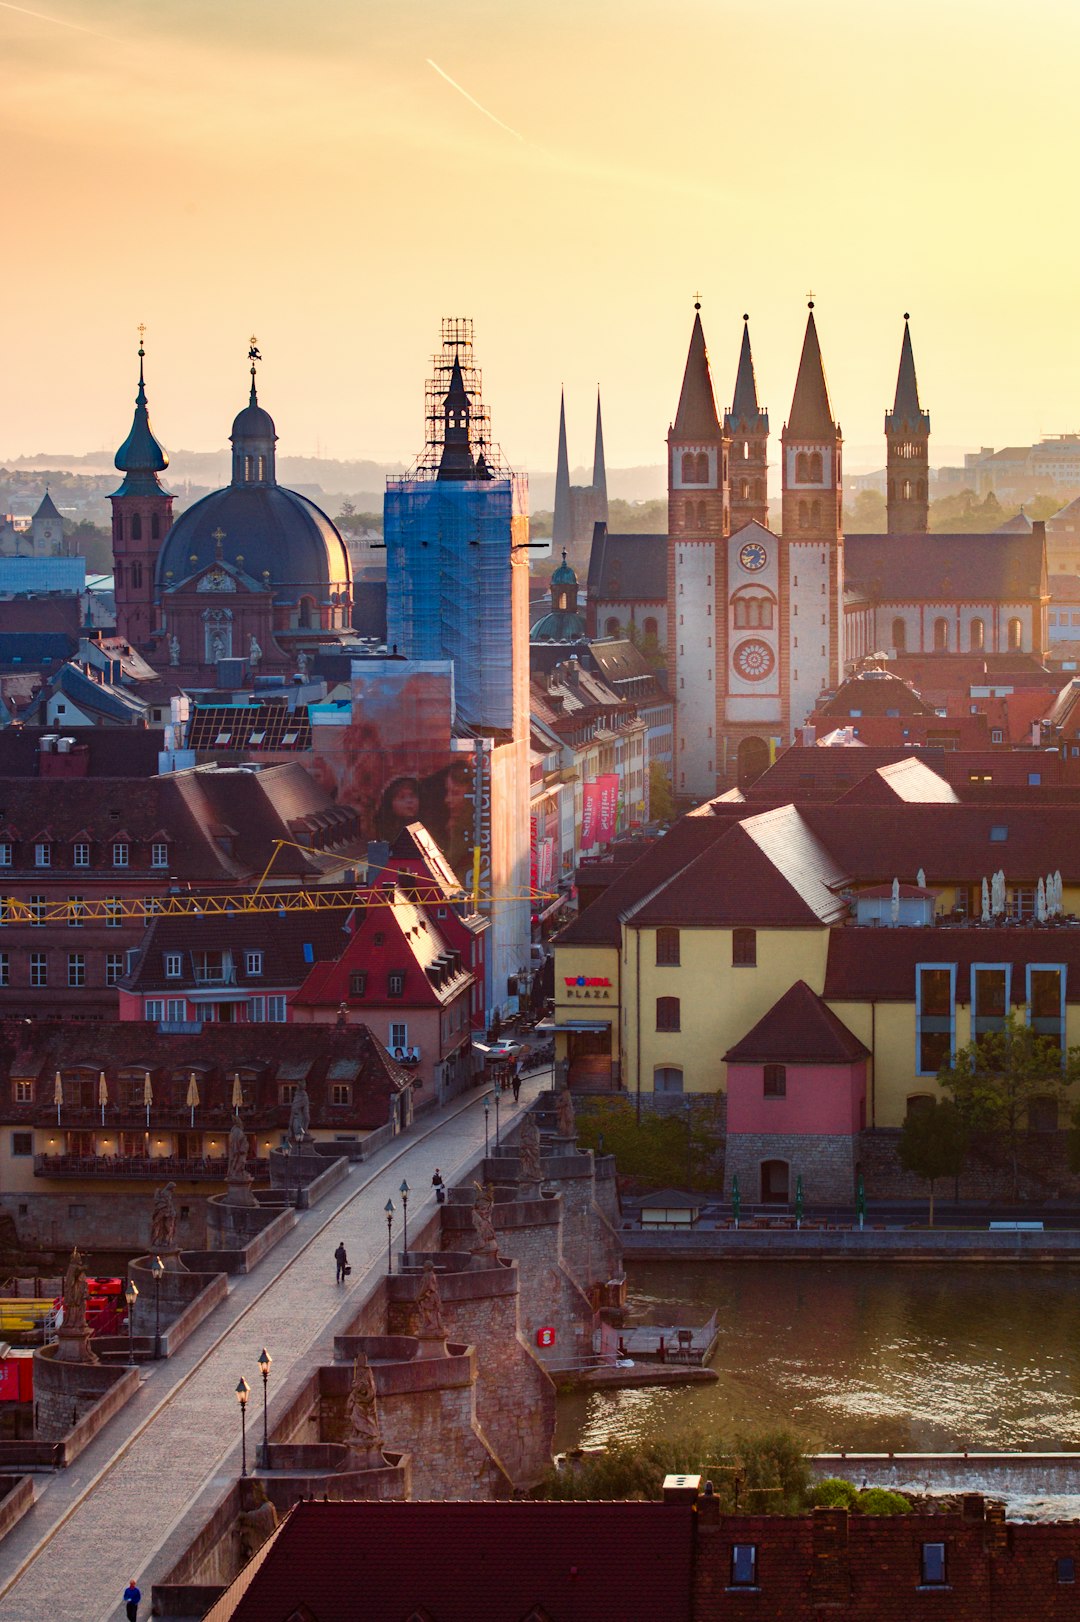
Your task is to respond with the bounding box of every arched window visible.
[740,478,750,500]
[1008,617,1023,651]
[917,479,927,500]
[151,513,160,541]
[755,479,765,500]
[656,996,680,1031]
[298,597,314,629]
[892,617,907,653]
[902,479,912,501]
[130,562,142,589]
[741,441,749,460]
[114,563,123,589]
[257,455,267,481]
[697,501,708,527]
[656,927,680,965]
[130,513,142,542]
[732,591,774,630]
[970,618,985,652]
[605,616,620,636]
[810,500,821,528]
[653,1066,684,1094]
[643,616,658,638]
[695,451,709,482]
[934,617,949,652]
[809,451,823,481]
[905,1093,934,1118]
[798,501,809,530]
[795,452,810,482]
[244,456,254,482]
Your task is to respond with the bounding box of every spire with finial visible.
[887,314,928,433]
[786,300,838,439]
[673,298,721,441]
[112,326,170,496]
[885,313,930,535]
[726,314,770,532]
[592,388,608,517]
[552,386,572,551]
[436,353,478,481]
[248,335,262,406]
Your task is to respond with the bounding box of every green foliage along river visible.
[555,1263,1080,1455]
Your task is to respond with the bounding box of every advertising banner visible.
[537,836,555,891]
[580,779,601,851]
[596,773,620,845]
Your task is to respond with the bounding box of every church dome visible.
[230,401,278,443]
[532,554,585,641]
[155,484,350,600]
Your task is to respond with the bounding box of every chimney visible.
[810,1507,851,1606]
[1033,518,1046,546]
[801,725,816,746]
[662,1473,701,1505]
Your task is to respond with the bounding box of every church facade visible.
[666,308,1050,797]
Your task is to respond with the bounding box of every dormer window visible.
[151,843,169,868]
[73,842,90,867]
[245,951,263,977]
[112,842,129,868]
[0,843,11,868]
[34,843,50,868]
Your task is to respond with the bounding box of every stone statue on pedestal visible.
[56,1245,97,1363]
[470,1181,499,1259]
[414,1260,447,1344]
[150,1181,177,1252]
[518,1113,543,1187]
[288,1079,311,1144]
[235,1480,278,1567]
[227,1116,249,1181]
[344,1353,383,1463]
[556,1086,575,1139]
[168,633,180,667]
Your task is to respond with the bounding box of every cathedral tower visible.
[885,315,930,534]
[110,337,173,649]
[725,316,769,532]
[782,304,844,722]
[667,303,729,799]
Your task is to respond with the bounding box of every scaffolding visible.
[391,317,513,484]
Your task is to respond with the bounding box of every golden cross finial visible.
[211,527,227,545]
[692,289,703,309]
[806,289,816,308]
[137,322,147,344]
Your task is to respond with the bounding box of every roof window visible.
[990,825,1008,842]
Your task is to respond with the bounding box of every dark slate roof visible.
[844,532,1047,603]
[122,906,353,993]
[557,813,736,947]
[817,668,937,718]
[885,318,928,432]
[32,491,64,524]
[825,927,1080,1004]
[672,310,721,440]
[801,802,1080,885]
[0,1020,410,1131]
[207,1499,693,1622]
[587,523,667,604]
[0,633,76,666]
[156,485,350,600]
[0,726,165,776]
[785,307,837,438]
[724,979,869,1063]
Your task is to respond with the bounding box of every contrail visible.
[426,58,525,143]
[0,1,118,41]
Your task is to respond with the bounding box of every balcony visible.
[33,1153,268,1181]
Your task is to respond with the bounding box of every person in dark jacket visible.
[124,1580,141,1621]
[334,1242,349,1284]
[432,1168,446,1204]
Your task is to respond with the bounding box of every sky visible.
[2,0,1080,477]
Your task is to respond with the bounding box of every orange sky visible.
[2,0,1078,476]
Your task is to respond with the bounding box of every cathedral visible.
[664,304,1048,796]
[110,341,353,678]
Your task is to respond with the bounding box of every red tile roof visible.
[724,979,868,1063]
[801,803,1080,886]
[824,926,1080,1002]
[205,1499,693,1622]
[836,758,959,805]
[557,813,734,946]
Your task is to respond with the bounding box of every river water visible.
[555,1262,1080,1456]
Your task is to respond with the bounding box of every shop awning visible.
[538,892,569,923]
[556,1019,612,1032]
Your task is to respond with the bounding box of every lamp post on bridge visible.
[384,1198,395,1275]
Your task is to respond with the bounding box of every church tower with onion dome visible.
[110,335,174,649]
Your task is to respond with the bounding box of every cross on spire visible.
[211,526,226,560]
[692,289,703,310]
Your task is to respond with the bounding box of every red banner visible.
[580,779,601,851]
[596,773,619,846]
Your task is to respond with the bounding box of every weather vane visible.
[248,334,261,390]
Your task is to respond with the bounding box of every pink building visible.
[723,980,867,1204]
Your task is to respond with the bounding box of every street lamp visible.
[483,1096,490,1157]
[493,1088,501,1149]
[236,1376,250,1477]
[150,1255,164,1360]
[124,1279,139,1366]
[257,1348,271,1466]
[384,1198,395,1274]
[399,1179,410,1255]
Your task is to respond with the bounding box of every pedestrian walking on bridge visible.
[334,1241,349,1284]
[123,1579,141,1621]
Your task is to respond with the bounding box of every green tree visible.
[574,1097,721,1192]
[607,498,668,533]
[67,519,112,573]
[537,1427,809,1511]
[897,1099,968,1225]
[929,489,1006,533]
[937,1012,1080,1201]
[649,762,675,824]
[846,489,887,532]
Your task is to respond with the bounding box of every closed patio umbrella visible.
[143,1070,153,1128]
[186,1071,200,1127]
[795,1174,804,1229]
[981,877,990,924]
[1055,870,1064,916]
[731,1174,741,1230]
[1037,878,1048,923]
[856,1174,866,1232]
[890,877,900,926]
[53,1070,62,1126]
[916,868,926,890]
[98,1070,108,1127]
[231,1072,243,1112]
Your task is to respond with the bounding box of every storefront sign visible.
[536,1326,556,1348]
[563,974,612,1001]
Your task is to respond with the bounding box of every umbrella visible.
[143,1070,153,1128]
[856,1174,866,1232]
[916,868,926,890]
[1037,878,1047,923]
[97,1070,108,1127]
[890,877,900,927]
[186,1071,200,1127]
[795,1174,804,1229]
[731,1174,741,1230]
[231,1072,243,1112]
[992,870,1005,918]
[1055,870,1064,916]
[981,877,990,924]
[54,1070,62,1125]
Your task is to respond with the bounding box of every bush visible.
[809,1477,860,1509]
[536,1428,809,1512]
[857,1487,911,1516]
[573,1098,722,1193]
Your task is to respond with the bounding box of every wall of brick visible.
[33,1343,133,1440]
[0,1188,207,1254]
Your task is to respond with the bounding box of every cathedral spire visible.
[786,303,837,438]
[592,389,608,517]
[552,387,572,551]
[885,314,930,535]
[726,315,769,533]
[436,354,477,481]
[729,315,761,424]
[112,331,170,497]
[673,304,721,441]
[887,315,928,431]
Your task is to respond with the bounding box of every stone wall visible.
[725,1132,857,1204]
[0,1188,207,1253]
[33,1343,138,1444]
[859,1127,1080,1205]
[128,1253,228,1353]
[388,1253,556,1489]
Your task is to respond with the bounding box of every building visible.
[585,524,667,648]
[384,320,531,1016]
[552,388,608,566]
[110,340,353,677]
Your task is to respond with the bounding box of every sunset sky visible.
[2,0,1078,477]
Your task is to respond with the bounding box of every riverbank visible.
[622,1225,1080,1261]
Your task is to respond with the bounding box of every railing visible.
[192,966,237,985]
[34,1154,268,1180]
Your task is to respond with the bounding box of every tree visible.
[937,1013,1080,1201]
[897,1099,968,1225]
[649,762,675,824]
[929,489,1005,533]
[573,1097,722,1193]
[846,489,887,532]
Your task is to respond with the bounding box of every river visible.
[555,1262,1080,1456]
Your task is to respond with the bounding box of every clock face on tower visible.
[733,638,775,682]
[739,540,767,572]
